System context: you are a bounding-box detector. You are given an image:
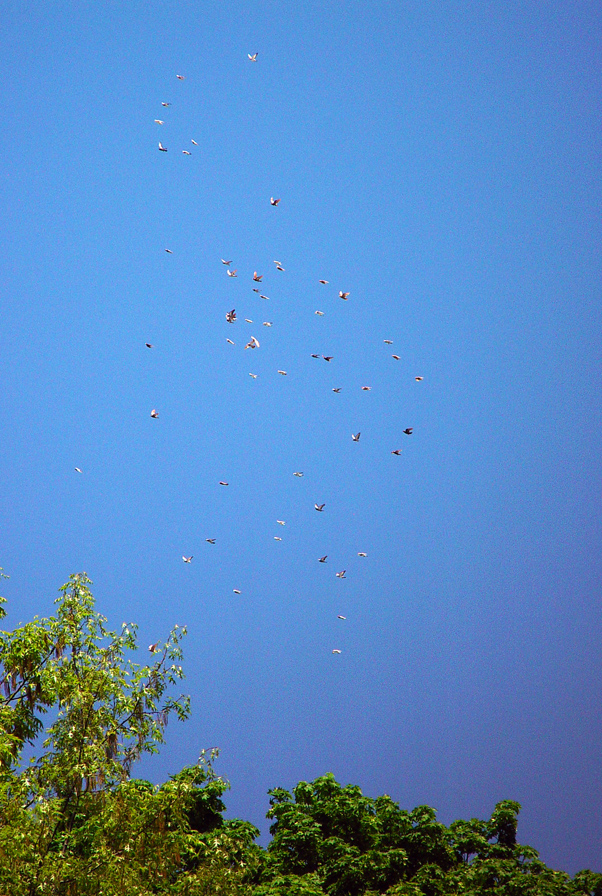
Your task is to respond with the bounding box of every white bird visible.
[315,503,325,512]
[248,53,258,61]
[293,471,304,477]
[75,467,83,473]
[182,150,191,155]
[332,388,341,393]
[274,536,282,541]
[358,552,367,557]
[249,373,258,378]
[352,432,360,441]
[336,570,346,578]
[276,520,285,525]
[191,139,198,145]
[159,143,168,151]
[233,589,241,594]
[275,264,285,271]
[337,615,346,620]
[161,102,171,107]
[176,74,185,79]
[260,294,270,300]
[332,649,342,654]
[219,481,229,486]
[253,288,260,293]
[245,318,253,323]
[263,321,272,327]
[245,336,260,349]
[315,310,324,315]
[221,259,232,265]
[277,369,287,375]
[227,269,237,277]
[273,260,282,266]
[165,248,173,253]
[384,339,393,345]
[415,376,424,381]
[182,556,193,563]
[155,119,164,124]
[339,291,350,300]
[150,409,159,418]
[226,338,235,345]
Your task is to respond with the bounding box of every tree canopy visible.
[0,573,599,896]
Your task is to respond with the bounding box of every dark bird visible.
[311,354,320,359]
[270,197,280,205]
[161,102,171,107]
[315,503,325,511]
[319,556,328,563]
[219,481,229,486]
[352,433,361,441]
[336,570,346,578]
[150,409,159,418]
[391,449,402,455]
[332,388,341,393]
[415,376,424,381]
[145,343,153,348]
[176,74,185,79]
[319,279,329,284]
[206,539,216,544]
[392,355,400,360]
[165,248,173,253]
[323,356,333,362]
[226,309,236,323]
[403,428,413,435]
[253,272,263,282]
[337,615,346,620]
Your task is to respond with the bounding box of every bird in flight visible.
[336,570,346,578]
[154,119,164,124]
[260,294,270,300]
[161,102,171,107]
[182,556,193,563]
[358,552,367,557]
[233,589,241,594]
[249,373,258,378]
[293,471,304,477]
[315,310,324,316]
[149,642,159,653]
[226,309,236,323]
[392,355,400,360]
[319,279,328,284]
[227,269,237,277]
[165,248,173,253]
[270,197,280,205]
[311,354,320,359]
[318,556,327,563]
[278,370,287,375]
[248,53,258,61]
[361,386,371,391]
[323,355,333,362]
[245,336,260,349]
[182,150,191,155]
[337,615,346,620]
[159,143,168,151]
[245,318,253,322]
[145,343,153,348]
[352,433,361,441]
[315,503,325,511]
[332,388,341,393]
[276,520,285,525]
[391,449,402,455]
[274,536,282,541]
[339,291,350,300]
[263,321,272,327]
[206,539,216,544]
[150,409,159,418]
[176,74,185,80]
[221,259,232,265]
[415,376,424,381]
[219,481,229,486]
[191,139,198,145]
[275,263,285,271]
[253,272,262,282]
[384,339,393,345]
[226,338,235,345]
[75,467,83,473]
[403,428,413,435]
[332,649,342,654]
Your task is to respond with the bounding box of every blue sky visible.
[2,0,601,874]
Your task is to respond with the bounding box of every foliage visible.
[0,572,599,895]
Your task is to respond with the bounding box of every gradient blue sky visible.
[2,0,601,875]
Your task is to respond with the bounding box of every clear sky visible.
[2,0,601,875]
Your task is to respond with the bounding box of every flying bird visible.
[391,449,402,455]
[245,318,253,322]
[176,74,185,79]
[403,428,413,435]
[249,373,258,378]
[245,336,260,349]
[182,556,193,563]
[415,376,424,381]
[275,264,285,271]
[270,197,280,205]
[149,643,159,653]
[319,279,328,284]
[206,539,216,544]
[252,288,260,294]
[154,119,164,124]
[248,53,258,61]
[226,309,236,322]
[358,552,367,557]
[352,433,361,441]
[182,150,191,155]
[274,536,282,541]
[227,269,237,277]
[332,649,342,654]
[332,388,341,393]
[226,338,235,345]
[337,615,346,620]
[263,321,272,327]
[219,481,229,486]
[339,291,350,300]
[392,355,400,360]
[311,354,320,359]
[336,570,346,579]
[75,467,83,473]
[323,356,333,362]
[221,259,232,265]
[145,343,153,348]
[253,272,262,281]
[161,102,171,107]
[293,471,304,477]
[315,503,325,511]
[318,556,327,563]
[260,294,270,300]
[150,409,159,418]
[165,248,173,253]
[384,339,393,345]
[277,370,287,375]
[361,386,371,391]
[191,139,198,145]
[159,143,168,151]
[233,589,241,594]
[315,310,324,315]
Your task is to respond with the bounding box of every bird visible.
[311,354,320,359]
[318,556,327,563]
[270,197,280,205]
[182,150,191,155]
[361,386,371,391]
[252,288,260,294]
[332,649,342,654]
[339,291,350,300]
[227,269,237,277]
[219,481,229,486]
[352,432,361,441]
[275,264,285,271]
[226,309,236,323]
[384,339,393,345]
[315,310,324,316]
[159,142,168,151]
[145,343,153,348]
[391,449,402,455]
[75,467,83,473]
[260,295,270,300]
[293,471,304,477]
[248,53,258,61]
[161,102,171,107]
[358,552,367,557]
[332,388,341,393]
[392,355,400,360]
[415,376,424,381]
[278,370,287,375]
[319,279,329,284]
[206,539,216,544]
[154,119,164,124]
[233,589,241,594]
[245,336,260,349]
[226,338,235,345]
[315,503,325,511]
[323,355,333,362]
[253,272,262,282]
[191,139,198,145]
[182,556,193,563]
[274,536,282,541]
[150,409,159,418]
[263,321,272,327]
[149,642,159,653]
[245,318,253,322]
[276,520,285,526]
[403,428,413,435]
[176,74,185,79]
[337,615,346,620]
[336,570,346,578]
[221,259,232,265]
[165,248,173,253]
[273,260,282,266]
[249,373,258,378]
